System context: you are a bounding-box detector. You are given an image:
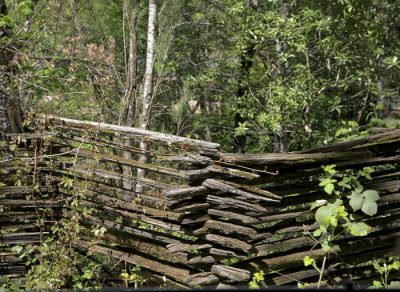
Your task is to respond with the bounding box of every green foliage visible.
[4,0,400,152]
[249,270,264,289]
[120,265,146,289]
[347,189,379,216]
[0,276,23,291]
[303,256,316,267]
[304,164,380,285]
[297,282,309,289]
[23,182,102,290]
[370,258,400,289]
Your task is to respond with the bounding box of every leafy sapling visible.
[249,270,264,289]
[370,258,400,289]
[304,165,379,286]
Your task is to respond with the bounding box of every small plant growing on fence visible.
[303,165,379,287]
[370,257,400,289]
[249,270,264,289]
[120,264,146,288]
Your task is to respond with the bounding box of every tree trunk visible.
[272,0,289,153]
[0,0,11,131]
[120,0,139,190]
[233,0,258,154]
[137,0,157,193]
[0,0,23,134]
[69,0,83,38]
[0,78,10,132]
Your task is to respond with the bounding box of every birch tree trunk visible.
[69,0,83,38]
[136,0,156,193]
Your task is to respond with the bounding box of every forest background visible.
[1,0,400,153]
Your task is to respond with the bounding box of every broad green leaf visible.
[303,256,315,267]
[371,280,383,288]
[315,205,334,227]
[373,262,385,274]
[361,200,378,216]
[11,245,23,253]
[363,190,379,202]
[334,205,348,218]
[339,177,351,185]
[347,222,371,236]
[249,281,259,289]
[324,183,335,195]
[297,283,308,289]
[329,216,338,227]
[393,261,400,270]
[319,178,332,187]
[313,228,323,237]
[332,199,343,208]
[322,243,331,252]
[388,281,400,289]
[355,185,364,193]
[348,191,364,211]
[310,200,326,210]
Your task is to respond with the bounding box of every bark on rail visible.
[42,116,220,155]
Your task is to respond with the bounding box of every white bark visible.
[137,0,156,193]
[70,0,83,38]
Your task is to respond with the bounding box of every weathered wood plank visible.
[205,234,252,254]
[221,151,375,168]
[0,199,62,207]
[94,228,188,264]
[208,209,260,224]
[82,215,180,245]
[298,129,400,154]
[209,248,245,259]
[163,186,209,201]
[0,186,53,195]
[194,220,257,239]
[74,149,188,180]
[180,214,211,225]
[170,202,210,213]
[207,195,266,214]
[184,272,219,286]
[0,265,28,275]
[0,232,49,244]
[202,179,281,202]
[187,255,215,266]
[186,165,260,182]
[43,116,220,150]
[259,211,310,224]
[74,239,192,282]
[79,200,182,231]
[59,166,173,190]
[60,188,180,221]
[211,265,250,282]
[158,154,212,167]
[166,243,212,253]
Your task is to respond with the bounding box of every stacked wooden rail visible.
[1,115,399,288]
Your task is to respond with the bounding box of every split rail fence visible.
[1,116,400,288]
